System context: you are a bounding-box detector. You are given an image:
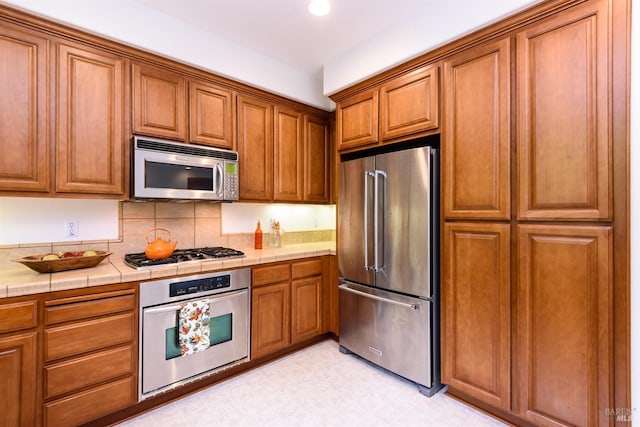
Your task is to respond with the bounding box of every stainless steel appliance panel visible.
[339,281,431,386]
[338,156,375,286]
[374,147,432,297]
[141,288,249,397]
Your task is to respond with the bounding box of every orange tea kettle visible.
[145,227,177,260]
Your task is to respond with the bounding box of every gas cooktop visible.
[124,247,245,269]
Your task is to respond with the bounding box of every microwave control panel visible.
[224,162,239,200]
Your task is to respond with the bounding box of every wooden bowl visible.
[13,251,112,273]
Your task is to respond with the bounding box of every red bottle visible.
[254,221,263,249]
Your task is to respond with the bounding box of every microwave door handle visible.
[215,163,224,197]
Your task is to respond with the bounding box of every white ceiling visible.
[133,0,434,75]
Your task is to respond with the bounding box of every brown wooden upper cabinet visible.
[336,89,378,151]
[238,95,330,203]
[516,0,611,221]
[237,94,274,201]
[56,41,127,195]
[442,39,511,220]
[379,64,439,141]
[189,80,235,149]
[0,22,50,193]
[132,63,187,141]
[274,106,304,202]
[336,64,440,152]
[0,22,127,198]
[133,63,235,149]
[303,114,330,203]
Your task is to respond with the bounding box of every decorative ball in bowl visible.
[13,250,112,273]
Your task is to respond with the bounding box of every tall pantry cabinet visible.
[441,1,617,425]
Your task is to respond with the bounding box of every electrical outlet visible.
[64,221,79,238]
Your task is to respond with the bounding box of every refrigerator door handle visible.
[374,169,387,272]
[339,283,420,310]
[364,171,374,271]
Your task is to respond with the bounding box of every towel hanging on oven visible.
[178,300,211,356]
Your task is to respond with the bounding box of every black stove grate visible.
[124,247,245,269]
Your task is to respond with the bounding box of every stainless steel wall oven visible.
[139,268,250,400]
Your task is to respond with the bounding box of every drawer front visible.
[292,258,322,279]
[44,344,135,399]
[45,290,135,325]
[44,376,135,427]
[253,263,290,286]
[0,300,37,333]
[44,313,135,362]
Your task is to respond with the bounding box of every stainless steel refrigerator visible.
[338,145,442,396]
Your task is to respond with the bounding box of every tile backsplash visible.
[0,201,335,272]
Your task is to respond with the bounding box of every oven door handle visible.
[143,289,247,314]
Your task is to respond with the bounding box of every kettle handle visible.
[146,226,172,244]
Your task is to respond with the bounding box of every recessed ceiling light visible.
[308,0,331,17]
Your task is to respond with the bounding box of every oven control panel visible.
[170,274,231,297]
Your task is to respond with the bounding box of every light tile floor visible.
[118,339,508,427]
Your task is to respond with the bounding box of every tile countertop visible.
[0,242,336,299]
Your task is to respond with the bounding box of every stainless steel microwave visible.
[132,136,239,201]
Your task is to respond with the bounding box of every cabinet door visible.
[251,282,290,359]
[189,80,235,149]
[336,89,378,151]
[517,224,612,426]
[56,42,126,195]
[0,24,49,192]
[517,1,610,221]
[291,275,322,344]
[132,63,187,141]
[274,106,303,202]
[0,332,37,427]
[442,222,511,411]
[304,115,330,203]
[443,38,510,220]
[237,95,273,201]
[379,64,439,141]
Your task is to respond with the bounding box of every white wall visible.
[221,203,335,234]
[0,198,119,244]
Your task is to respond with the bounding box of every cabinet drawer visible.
[44,376,135,427]
[44,313,135,362]
[292,258,322,279]
[0,300,37,333]
[45,290,135,325]
[253,263,290,286]
[44,344,135,399]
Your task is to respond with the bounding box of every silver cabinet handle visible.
[339,284,419,310]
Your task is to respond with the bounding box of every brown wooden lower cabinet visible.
[0,332,37,427]
[43,376,136,427]
[517,224,612,426]
[251,281,291,359]
[251,257,328,359]
[442,222,511,411]
[443,222,614,426]
[42,287,137,427]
